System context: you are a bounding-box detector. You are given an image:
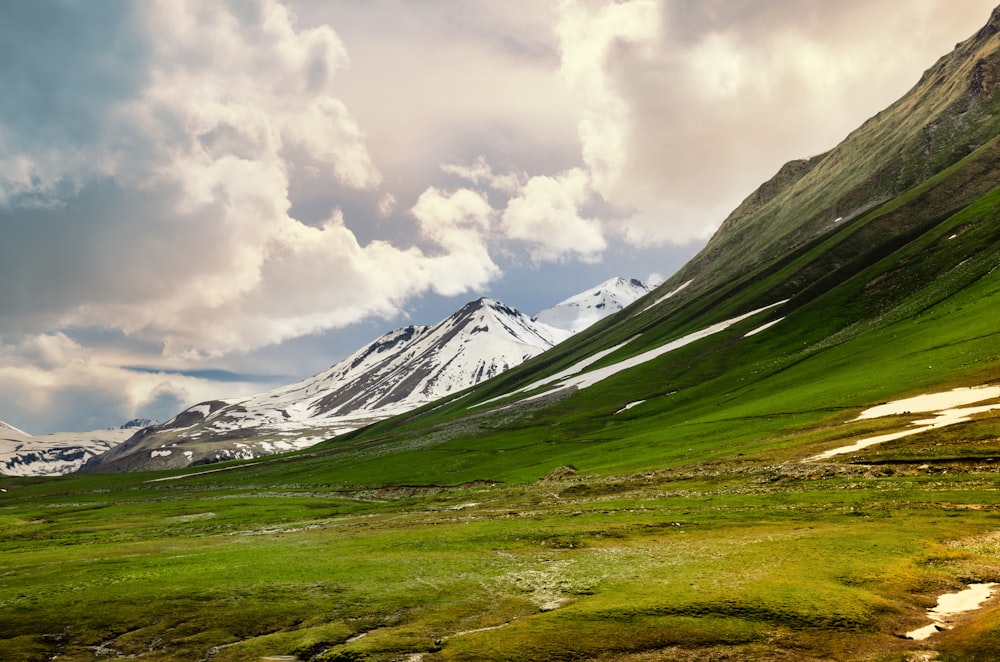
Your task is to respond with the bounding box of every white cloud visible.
[425,1,660,266]
[410,187,501,295]
[0,334,268,432]
[441,157,524,194]
[501,168,606,263]
[0,0,509,360]
[16,332,83,371]
[556,0,660,198]
[284,97,382,190]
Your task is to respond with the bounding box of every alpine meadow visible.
[7,6,1000,662]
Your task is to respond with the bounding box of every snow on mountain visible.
[17,279,654,476]
[0,423,134,476]
[208,297,571,430]
[121,418,158,430]
[0,420,30,437]
[81,277,649,473]
[533,277,652,333]
[82,298,573,471]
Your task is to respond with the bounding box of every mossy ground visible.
[4,415,1000,662]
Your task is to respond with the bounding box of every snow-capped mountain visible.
[533,277,652,333]
[121,418,158,429]
[274,297,572,420]
[82,298,574,472]
[0,422,134,476]
[79,277,650,473]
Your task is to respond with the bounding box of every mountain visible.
[8,10,1000,662]
[532,277,652,333]
[82,284,645,473]
[332,6,1000,485]
[120,418,157,430]
[0,423,133,476]
[0,420,28,436]
[665,6,1000,306]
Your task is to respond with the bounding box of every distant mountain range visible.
[0,277,649,475]
[0,421,135,476]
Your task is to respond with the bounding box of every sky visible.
[1,0,996,434]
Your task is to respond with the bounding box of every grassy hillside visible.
[666,5,1000,306]
[5,9,1000,662]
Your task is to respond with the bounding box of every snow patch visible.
[744,317,784,337]
[534,277,651,333]
[906,583,998,640]
[0,420,32,437]
[187,404,213,418]
[856,386,1000,420]
[642,279,693,312]
[484,301,787,406]
[614,401,646,415]
[0,428,134,476]
[150,449,173,458]
[807,385,1000,460]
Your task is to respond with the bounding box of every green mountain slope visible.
[4,7,1000,662]
[674,5,1000,299]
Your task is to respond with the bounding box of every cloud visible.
[0,333,268,433]
[501,168,606,263]
[377,192,398,217]
[0,0,523,428]
[592,0,1000,244]
[556,0,660,199]
[410,187,501,295]
[0,0,508,360]
[123,365,283,383]
[426,0,660,266]
[441,157,524,194]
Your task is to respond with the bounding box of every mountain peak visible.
[672,5,1000,296]
[0,420,31,438]
[463,296,505,311]
[120,418,157,430]
[974,5,1000,43]
[80,278,647,472]
[533,277,651,333]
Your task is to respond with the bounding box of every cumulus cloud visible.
[556,0,660,199]
[0,0,518,429]
[0,0,506,359]
[501,168,606,263]
[427,1,660,266]
[410,187,502,294]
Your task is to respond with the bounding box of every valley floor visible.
[3,431,1000,661]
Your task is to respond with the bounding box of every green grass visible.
[5,460,1000,661]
